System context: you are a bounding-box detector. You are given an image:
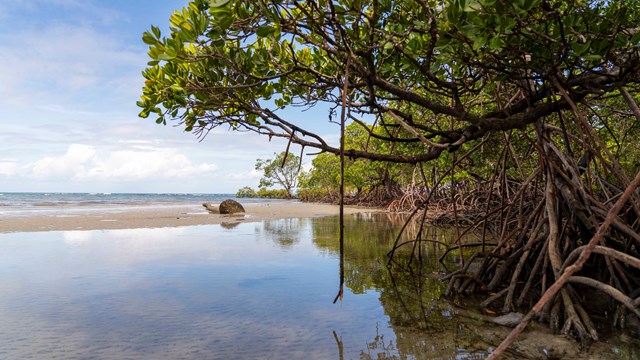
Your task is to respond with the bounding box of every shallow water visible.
[0,214,631,359]
[0,192,285,217]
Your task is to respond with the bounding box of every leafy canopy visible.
[138,0,640,164]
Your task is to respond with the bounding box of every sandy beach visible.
[0,202,382,233]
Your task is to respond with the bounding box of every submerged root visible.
[387,129,640,347]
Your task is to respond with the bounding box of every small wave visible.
[79,201,114,206]
[33,202,64,207]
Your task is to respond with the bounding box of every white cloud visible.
[224,169,262,181]
[29,144,96,179]
[5,144,218,183]
[0,161,19,176]
[80,147,218,181]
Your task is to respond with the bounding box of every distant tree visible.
[300,122,416,202]
[255,152,301,199]
[235,186,257,198]
[256,188,289,199]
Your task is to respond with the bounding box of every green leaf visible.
[208,0,231,7]
[632,32,640,46]
[571,40,591,56]
[142,31,157,45]
[333,4,346,14]
[237,5,249,18]
[489,35,503,50]
[219,15,234,31]
[157,52,176,61]
[615,32,629,47]
[472,36,488,50]
[151,25,161,38]
[462,0,481,12]
[522,0,542,11]
[460,24,479,39]
[256,25,276,37]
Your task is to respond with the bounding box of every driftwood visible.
[202,202,219,213]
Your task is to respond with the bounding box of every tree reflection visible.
[261,218,304,249]
[359,325,400,360]
[312,214,491,359]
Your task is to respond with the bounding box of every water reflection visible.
[261,218,304,249]
[311,213,494,359]
[2,214,613,359]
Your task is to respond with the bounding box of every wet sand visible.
[0,202,382,233]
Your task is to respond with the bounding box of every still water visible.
[0,214,498,359]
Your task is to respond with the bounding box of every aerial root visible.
[387,130,640,347]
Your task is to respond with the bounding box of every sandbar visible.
[0,202,382,233]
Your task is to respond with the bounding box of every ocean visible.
[0,192,280,217]
[0,215,466,359]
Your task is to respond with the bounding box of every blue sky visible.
[0,0,337,194]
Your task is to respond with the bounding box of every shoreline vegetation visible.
[0,201,382,233]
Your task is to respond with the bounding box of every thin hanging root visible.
[333,52,350,305]
[612,305,629,328]
[517,239,548,307]
[568,276,640,319]
[560,288,589,341]
[503,222,547,313]
[549,297,562,330]
[572,294,599,341]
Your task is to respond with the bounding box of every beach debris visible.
[219,199,245,214]
[493,312,524,327]
[202,202,219,213]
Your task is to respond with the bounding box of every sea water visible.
[0,214,496,359]
[0,192,283,217]
[0,212,633,359]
